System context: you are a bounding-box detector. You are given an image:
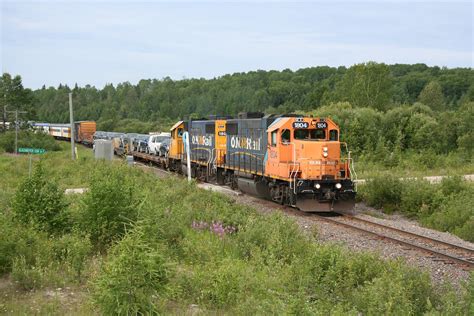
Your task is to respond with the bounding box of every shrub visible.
[360,174,402,212]
[399,179,435,218]
[422,192,474,242]
[80,164,141,249]
[12,162,69,235]
[0,214,50,275]
[0,130,60,153]
[92,229,170,315]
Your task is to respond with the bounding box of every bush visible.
[399,179,435,218]
[422,192,474,242]
[92,229,170,315]
[360,175,474,242]
[0,214,50,275]
[12,162,69,235]
[360,174,402,212]
[80,164,141,249]
[0,130,60,153]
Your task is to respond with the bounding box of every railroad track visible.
[312,213,474,270]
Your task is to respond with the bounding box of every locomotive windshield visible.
[294,129,326,140]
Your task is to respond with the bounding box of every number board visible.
[292,122,309,129]
[316,122,328,129]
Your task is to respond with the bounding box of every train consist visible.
[36,113,357,212]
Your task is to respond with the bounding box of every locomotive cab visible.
[265,117,356,212]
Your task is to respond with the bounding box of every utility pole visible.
[69,92,76,160]
[6,109,27,154]
[2,105,6,132]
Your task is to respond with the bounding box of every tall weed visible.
[92,229,170,315]
[80,163,141,249]
[12,162,69,235]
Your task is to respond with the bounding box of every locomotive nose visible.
[294,141,341,180]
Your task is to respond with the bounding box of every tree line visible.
[1,62,472,160]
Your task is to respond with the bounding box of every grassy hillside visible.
[0,143,472,314]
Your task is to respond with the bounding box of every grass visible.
[0,142,473,314]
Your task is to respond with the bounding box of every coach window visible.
[330,130,338,141]
[271,130,277,146]
[281,129,290,143]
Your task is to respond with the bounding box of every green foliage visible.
[334,62,393,110]
[79,163,141,249]
[360,175,402,212]
[361,175,474,242]
[6,64,468,126]
[0,214,50,275]
[1,146,472,314]
[0,73,35,119]
[51,233,92,281]
[0,130,61,153]
[12,162,69,235]
[92,229,170,315]
[0,211,92,288]
[422,188,474,242]
[418,80,445,111]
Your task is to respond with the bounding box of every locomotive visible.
[167,113,356,212]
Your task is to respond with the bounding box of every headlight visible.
[323,152,328,157]
[335,183,342,189]
[323,147,328,152]
[314,183,321,189]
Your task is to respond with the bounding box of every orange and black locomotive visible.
[167,113,356,212]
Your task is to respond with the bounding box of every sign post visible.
[18,148,46,177]
[182,132,191,182]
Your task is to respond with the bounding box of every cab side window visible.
[177,128,183,137]
[281,129,290,143]
[271,130,277,146]
[330,130,338,141]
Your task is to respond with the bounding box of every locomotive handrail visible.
[341,142,358,191]
[289,142,300,194]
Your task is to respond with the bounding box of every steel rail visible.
[342,214,474,256]
[313,214,474,270]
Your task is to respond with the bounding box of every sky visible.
[1,0,472,89]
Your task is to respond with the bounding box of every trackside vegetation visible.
[0,147,472,314]
[0,130,61,154]
[359,175,474,242]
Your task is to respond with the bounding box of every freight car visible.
[165,113,356,212]
[33,121,96,146]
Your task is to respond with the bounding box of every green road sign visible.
[18,148,46,154]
